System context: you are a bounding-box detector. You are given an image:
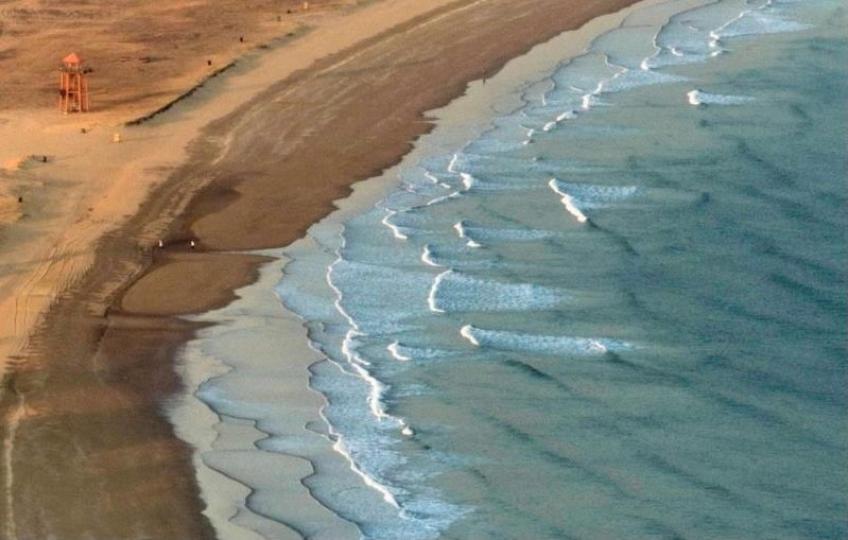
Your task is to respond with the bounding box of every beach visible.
[0,0,648,537]
[182,0,846,536]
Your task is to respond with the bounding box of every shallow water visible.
[199,0,848,537]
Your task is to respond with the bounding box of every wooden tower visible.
[59,53,90,113]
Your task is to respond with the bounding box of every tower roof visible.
[62,52,82,65]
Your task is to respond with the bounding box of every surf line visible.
[323,253,419,516]
[548,178,588,224]
[427,269,453,313]
[453,220,482,248]
[381,208,408,240]
[421,245,443,267]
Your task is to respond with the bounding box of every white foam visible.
[687,89,755,106]
[708,28,723,50]
[381,209,408,240]
[716,9,810,41]
[447,153,461,174]
[548,178,588,223]
[640,25,663,71]
[460,325,480,346]
[542,111,577,133]
[644,1,810,72]
[424,171,440,184]
[425,190,461,207]
[550,178,638,212]
[460,173,476,191]
[460,224,555,242]
[421,245,442,268]
[687,89,702,106]
[600,66,686,93]
[429,271,565,313]
[327,252,407,429]
[589,340,608,353]
[325,421,401,509]
[453,220,468,238]
[427,270,451,314]
[387,342,456,362]
[387,341,411,362]
[342,330,395,424]
[326,257,361,332]
[324,256,420,518]
[556,110,577,122]
[342,329,370,366]
[454,220,484,248]
[459,325,632,356]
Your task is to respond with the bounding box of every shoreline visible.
[0,0,644,537]
[171,0,676,537]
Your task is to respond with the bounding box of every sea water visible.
[251,0,846,538]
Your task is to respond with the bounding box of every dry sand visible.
[0,0,469,375]
[0,0,346,115]
[0,0,639,537]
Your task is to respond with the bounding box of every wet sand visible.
[0,0,639,537]
[170,252,363,539]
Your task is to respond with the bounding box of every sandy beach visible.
[0,0,640,537]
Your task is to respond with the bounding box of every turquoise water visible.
[272,1,848,538]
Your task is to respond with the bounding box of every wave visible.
[381,209,409,240]
[387,341,412,361]
[419,243,503,272]
[447,153,462,174]
[687,89,755,106]
[457,172,545,194]
[644,0,810,70]
[554,179,638,207]
[323,405,402,510]
[420,244,443,267]
[272,0,825,537]
[321,252,451,530]
[428,270,567,313]
[425,190,462,208]
[715,8,810,41]
[453,220,484,248]
[387,341,460,362]
[460,173,475,191]
[427,270,451,313]
[423,170,441,184]
[549,178,640,222]
[456,222,558,243]
[548,179,588,223]
[460,325,632,356]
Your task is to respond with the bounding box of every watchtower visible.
[59,53,90,113]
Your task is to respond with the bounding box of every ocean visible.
[179,0,848,538]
